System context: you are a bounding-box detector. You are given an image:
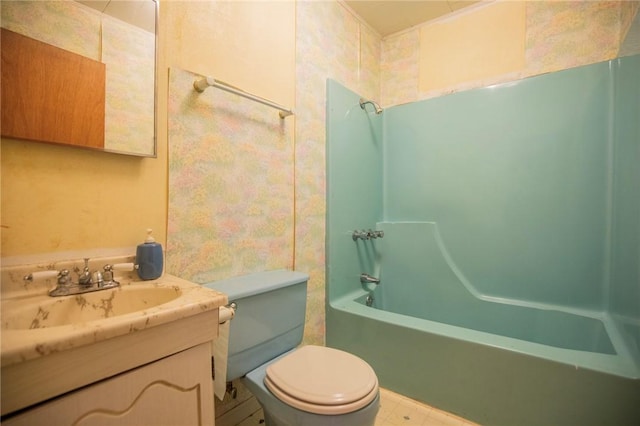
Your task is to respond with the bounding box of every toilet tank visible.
[205,270,309,381]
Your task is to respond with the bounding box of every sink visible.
[2,285,182,330]
[1,267,226,378]
[1,265,227,418]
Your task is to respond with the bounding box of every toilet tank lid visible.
[203,270,309,300]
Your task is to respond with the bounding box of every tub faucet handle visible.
[352,229,383,241]
[367,229,384,239]
[352,230,370,241]
[360,273,380,285]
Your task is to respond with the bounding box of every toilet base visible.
[242,350,380,426]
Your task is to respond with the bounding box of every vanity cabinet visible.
[1,270,226,425]
[3,342,214,425]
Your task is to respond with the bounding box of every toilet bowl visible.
[245,346,380,426]
[206,270,380,426]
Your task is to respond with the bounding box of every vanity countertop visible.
[1,258,227,368]
[1,256,228,416]
[2,274,227,368]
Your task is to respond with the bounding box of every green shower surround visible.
[386,63,610,310]
[326,55,640,425]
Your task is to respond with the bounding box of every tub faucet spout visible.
[360,273,380,285]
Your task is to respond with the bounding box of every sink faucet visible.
[76,258,93,286]
[24,258,124,297]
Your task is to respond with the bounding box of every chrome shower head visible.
[359,98,383,115]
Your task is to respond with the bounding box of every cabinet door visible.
[4,343,214,426]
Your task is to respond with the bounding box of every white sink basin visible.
[2,285,182,330]
[1,275,226,370]
[0,270,227,418]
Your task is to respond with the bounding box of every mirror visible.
[0,0,157,157]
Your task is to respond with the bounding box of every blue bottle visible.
[136,229,163,280]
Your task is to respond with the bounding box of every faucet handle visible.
[102,264,114,283]
[360,273,381,285]
[102,263,133,285]
[102,263,134,273]
[352,229,371,241]
[23,270,59,281]
[22,269,73,291]
[353,229,383,241]
[58,269,72,285]
[112,262,136,271]
[76,258,92,285]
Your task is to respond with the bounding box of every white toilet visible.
[207,270,380,426]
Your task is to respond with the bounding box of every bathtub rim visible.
[330,289,640,380]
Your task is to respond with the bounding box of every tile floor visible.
[235,387,478,426]
[375,388,477,426]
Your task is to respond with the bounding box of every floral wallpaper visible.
[295,0,381,345]
[166,67,295,285]
[0,0,100,59]
[165,1,381,349]
[525,1,624,74]
[102,18,155,155]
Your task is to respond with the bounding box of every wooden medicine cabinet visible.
[0,0,157,157]
[1,28,106,150]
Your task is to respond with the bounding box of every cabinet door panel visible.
[4,343,214,426]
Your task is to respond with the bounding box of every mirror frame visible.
[88,0,159,158]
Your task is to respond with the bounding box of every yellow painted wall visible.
[0,0,295,261]
[0,140,165,258]
[419,1,526,93]
[160,0,295,107]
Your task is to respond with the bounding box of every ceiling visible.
[344,0,481,36]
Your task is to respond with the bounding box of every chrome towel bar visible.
[193,76,294,119]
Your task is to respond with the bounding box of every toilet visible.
[207,270,380,426]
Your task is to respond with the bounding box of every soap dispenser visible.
[136,229,163,280]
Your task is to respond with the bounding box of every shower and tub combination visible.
[325,55,640,425]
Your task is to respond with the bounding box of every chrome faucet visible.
[352,230,370,241]
[76,258,93,286]
[360,273,380,285]
[24,258,122,297]
[352,229,384,241]
[369,230,384,239]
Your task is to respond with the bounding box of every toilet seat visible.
[264,345,379,415]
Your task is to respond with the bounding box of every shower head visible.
[359,98,383,115]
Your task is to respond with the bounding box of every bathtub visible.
[325,59,640,424]
[326,222,640,426]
